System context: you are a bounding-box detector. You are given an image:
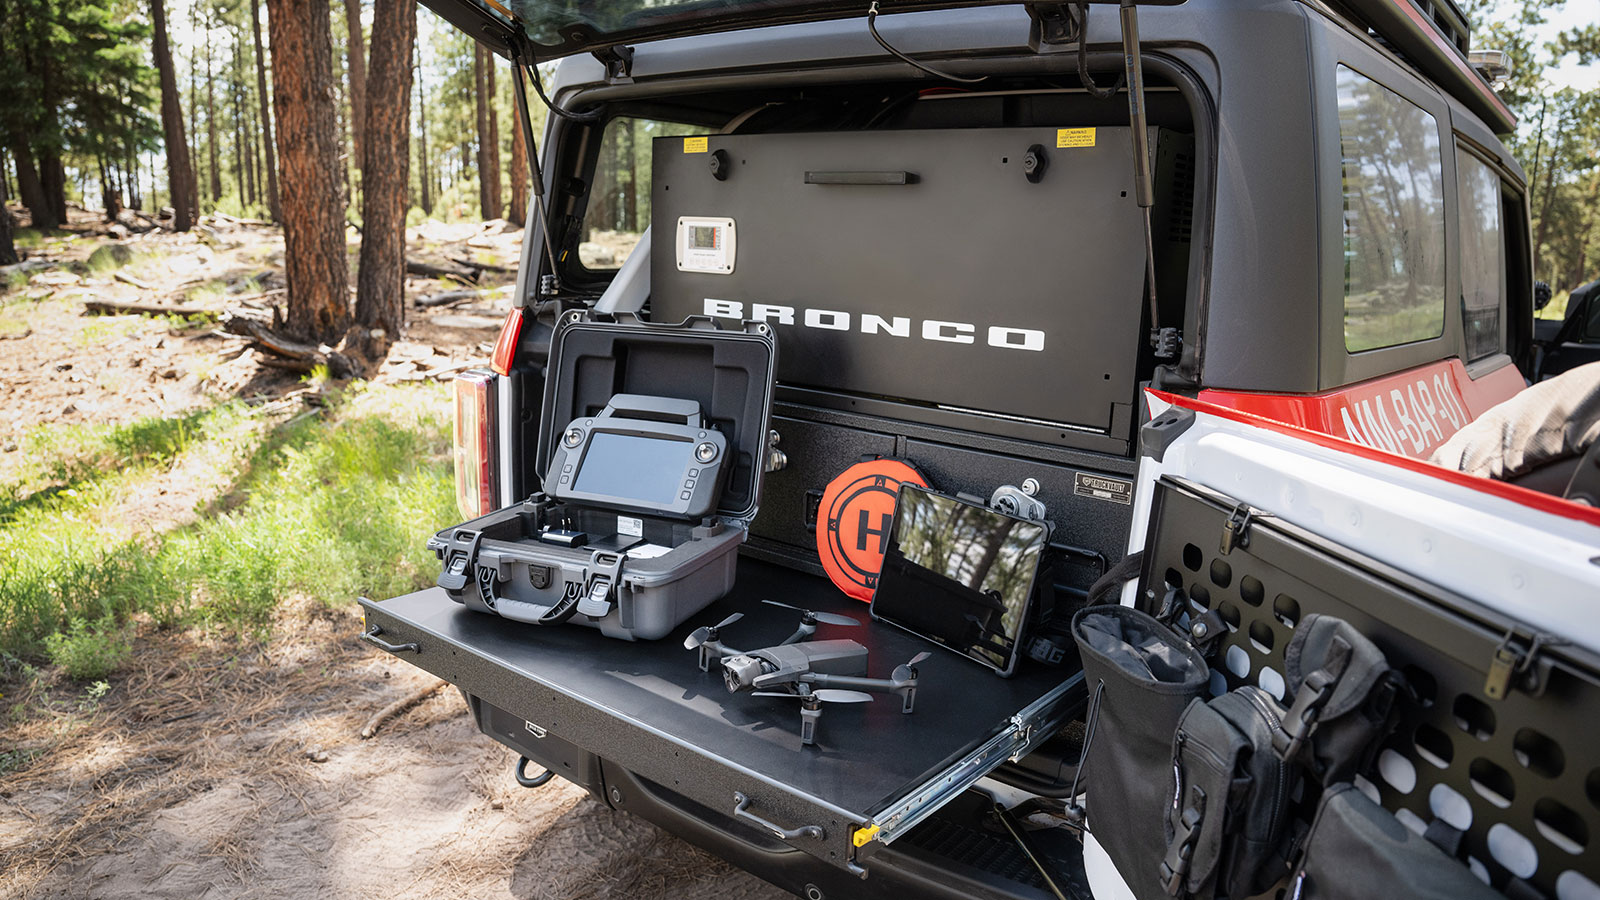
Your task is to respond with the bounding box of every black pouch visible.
[1275,614,1406,785]
[1072,605,1210,900]
[1291,783,1502,900]
[1162,686,1296,899]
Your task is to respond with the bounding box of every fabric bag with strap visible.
[1072,604,1210,900]
[1162,685,1298,899]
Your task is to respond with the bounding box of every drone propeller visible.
[893,651,933,682]
[684,612,744,650]
[753,689,874,704]
[761,599,860,627]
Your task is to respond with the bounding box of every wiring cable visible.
[866,2,987,84]
[1074,1,1124,101]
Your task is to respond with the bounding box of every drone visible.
[684,600,932,747]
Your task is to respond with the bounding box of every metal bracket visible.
[593,44,634,81]
[1025,3,1079,47]
[1219,503,1253,556]
[1484,628,1558,700]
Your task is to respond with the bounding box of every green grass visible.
[0,383,456,658]
[12,228,44,250]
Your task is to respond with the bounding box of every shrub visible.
[43,616,132,680]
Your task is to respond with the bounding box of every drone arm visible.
[697,639,744,672]
[806,673,918,713]
[778,620,817,646]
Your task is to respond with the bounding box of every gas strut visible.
[509,49,563,298]
[1116,1,1178,359]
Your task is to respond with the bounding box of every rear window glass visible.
[581,117,709,271]
[1457,150,1504,361]
[1337,65,1446,353]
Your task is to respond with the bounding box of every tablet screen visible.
[870,485,1047,675]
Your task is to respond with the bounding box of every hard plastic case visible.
[429,310,777,640]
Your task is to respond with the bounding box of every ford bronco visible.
[359,1,1600,898]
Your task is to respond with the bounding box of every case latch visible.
[575,551,625,619]
[437,528,484,592]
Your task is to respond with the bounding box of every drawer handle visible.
[360,624,419,653]
[732,791,825,841]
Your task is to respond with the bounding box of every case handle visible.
[732,792,825,841]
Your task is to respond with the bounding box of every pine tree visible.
[251,0,281,220]
[344,0,367,177]
[355,0,417,343]
[268,0,351,341]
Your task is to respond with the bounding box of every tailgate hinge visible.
[1026,3,1080,48]
[593,45,634,81]
[1219,503,1254,556]
[1484,628,1560,701]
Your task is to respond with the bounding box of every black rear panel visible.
[650,126,1160,438]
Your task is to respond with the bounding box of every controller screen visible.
[573,432,686,506]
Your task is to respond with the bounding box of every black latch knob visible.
[710,149,731,181]
[1023,144,1048,183]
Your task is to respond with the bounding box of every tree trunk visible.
[474,44,501,220]
[355,0,417,342]
[0,165,17,265]
[10,141,53,231]
[416,31,431,215]
[508,86,527,226]
[1533,129,1563,280]
[40,150,67,227]
[344,0,367,178]
[251,0,281,221]
[206,22,221,203]
[623,118,636,232]
[486,57,500,220]
[268,0,351,342]
[152,0,197,231]
[233,45,248,208]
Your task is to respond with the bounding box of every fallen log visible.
[222,314,356,378]
[84,298,213,317]
[113,271,153,290]
[448,255,514,274]
[413,289,482,309]
[405,258,478,284]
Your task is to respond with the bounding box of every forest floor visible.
[0,205,790,900]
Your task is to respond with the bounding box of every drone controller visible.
[545,394,728,520]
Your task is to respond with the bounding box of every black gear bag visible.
[1161,685,1297,899]
[1072,605,1210,900]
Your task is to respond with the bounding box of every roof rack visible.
[1324,0,1515,133]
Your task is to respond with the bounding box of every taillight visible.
[490,308,525,376]
[453,369,498,519]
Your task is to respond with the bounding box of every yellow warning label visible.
[684,136,709,154]
[1056,127,1096,149]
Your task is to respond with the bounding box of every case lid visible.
[538,311,778,527]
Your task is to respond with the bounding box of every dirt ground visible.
[0,206,794,900]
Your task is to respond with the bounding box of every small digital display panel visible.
[572,432,686,507]
[689,225,719,250]
[871,486,1047,675]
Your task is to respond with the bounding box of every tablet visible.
[869,485,1049,677]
